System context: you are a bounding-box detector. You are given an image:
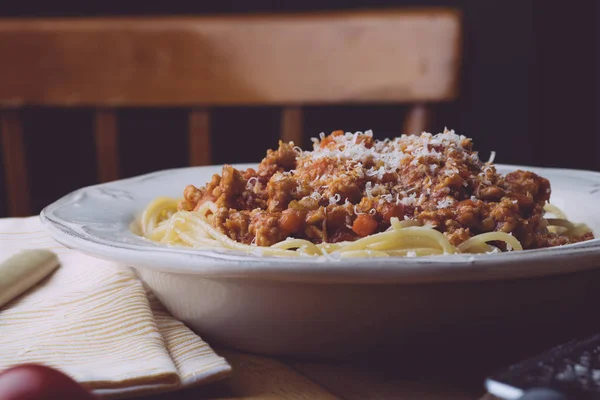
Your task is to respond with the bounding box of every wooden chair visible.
[0,9,462,216]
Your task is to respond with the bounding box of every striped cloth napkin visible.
[0,217,231,398]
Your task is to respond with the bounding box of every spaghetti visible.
[140,129,594,257]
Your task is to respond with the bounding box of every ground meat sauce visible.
[179,130,594,249]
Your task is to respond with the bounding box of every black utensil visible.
[486,333,600,399]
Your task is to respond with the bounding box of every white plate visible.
[40,164,600,358]
[40,163,600,283]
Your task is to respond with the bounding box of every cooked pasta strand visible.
[136,199,568,257]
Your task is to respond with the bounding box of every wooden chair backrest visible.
[0,9,462,216]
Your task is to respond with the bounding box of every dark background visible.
[0,0,598,217]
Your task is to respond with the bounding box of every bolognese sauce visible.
[178,130,594,249]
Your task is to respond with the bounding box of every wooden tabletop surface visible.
[140,321,600,400]
[142,347,502,400]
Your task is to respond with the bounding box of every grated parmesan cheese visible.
[399,193,418,206]
[379,194,394,204]
[329,193,341,205]
[296,129,496,220]
[365,182,374,199]
[437,198,455,209]
[246,177,258,189]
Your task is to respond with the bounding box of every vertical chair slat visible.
[0,110,31,216]
[280,106,303,146]
[93,109,120,183]
[402,104,433,135]
[188,109,211,166]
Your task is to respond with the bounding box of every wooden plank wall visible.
[0,1,598,217]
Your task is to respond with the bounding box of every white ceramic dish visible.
[41,164,600,360]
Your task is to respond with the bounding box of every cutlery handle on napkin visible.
[0,250,60,308]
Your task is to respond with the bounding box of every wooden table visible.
[144,314,600,400]
[143,347,503,400]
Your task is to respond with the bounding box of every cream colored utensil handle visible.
[0,250,60,309]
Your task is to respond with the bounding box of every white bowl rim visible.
[40,163,600,284]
